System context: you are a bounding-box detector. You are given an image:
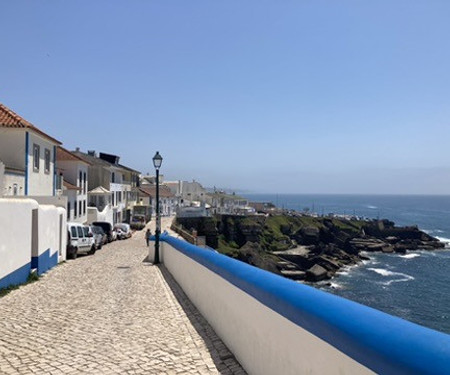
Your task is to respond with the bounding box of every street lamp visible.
[152,151,163,264]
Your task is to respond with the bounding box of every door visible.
[77,226,89,252]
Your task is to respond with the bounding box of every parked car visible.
[83,225,97,250]
[67,222,96,259]
[114,223,132,240]
[90,225,106,249]
[92,221,114,242]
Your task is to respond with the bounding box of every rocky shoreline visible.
[174,214,445,283]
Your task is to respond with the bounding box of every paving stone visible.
[0,217,246,374]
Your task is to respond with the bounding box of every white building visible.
[56,147,90,223]
[73,150,140,225]
[206,192,253,215]
[164,179,208,206]
[139,184,179,217]
[0,103,61,197]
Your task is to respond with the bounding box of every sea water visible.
[244,194,450,334]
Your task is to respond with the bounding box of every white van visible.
[67,222,96,259]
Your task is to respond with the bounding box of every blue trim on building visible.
[31,249,58,276]
[162,234,450,375]
[25,131,29,195]
[53,145,56,196]
[0,262,31,290]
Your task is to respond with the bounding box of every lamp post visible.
[152,151,163,264]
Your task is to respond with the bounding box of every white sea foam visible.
[383,274,414,286]
[368,268,414,285]
[368,268,396,277]
[436,236,450,246]
[329,282,342,289]
[399,253,421,259]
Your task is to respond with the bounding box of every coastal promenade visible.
[0,217,245,374]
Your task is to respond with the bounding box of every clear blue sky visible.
[1,1,450,194]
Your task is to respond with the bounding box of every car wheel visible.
[88,245,96,255]
[70,248,78,259]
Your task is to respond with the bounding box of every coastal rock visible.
[306,264,328,281]
[381,245,394,253]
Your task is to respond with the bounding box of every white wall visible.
[0,130,26,170]
[161,242,373,375]
[0,161,4,194]
[38,205,66,261]
[87,205,113,225]
[27,132,56,196]
[0,199,37,282]
[3,172,25,196]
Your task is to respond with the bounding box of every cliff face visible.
[175,215,444,282]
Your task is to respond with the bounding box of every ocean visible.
[243,194,450,334]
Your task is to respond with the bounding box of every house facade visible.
[56,147,90,223]
[73,149,140,225]
[0,104,61,197]
[206,192,253,215]
[139,184,179,217]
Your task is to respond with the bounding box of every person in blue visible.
[145,228,151,246]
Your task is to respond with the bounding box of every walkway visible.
[0,218,245,374]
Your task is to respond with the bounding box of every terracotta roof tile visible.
[139,185,176,198]
[0,103,62,144]
[63,180,81,191]
[57,147,91,165]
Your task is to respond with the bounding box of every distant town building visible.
[206,192,254,215]
[72,149,140,225]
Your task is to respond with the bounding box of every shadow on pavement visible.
[159,265,247,375]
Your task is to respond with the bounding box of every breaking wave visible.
[399,253,421,259]
[368,268,414,285]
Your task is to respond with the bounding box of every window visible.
[67,202,71,220]
[77,226,84,238]
[111,172,115,183]
[71,226,78,238]
[83,227,89,237]
[44,149,51,173]
[79,171,82,191]
[74,201,77,217]
[112,192,115,206]
[13,184,18,196]
[83,200,86,215]
[83,172,87,193]
[79,201,82,216]
[33,144,40,171]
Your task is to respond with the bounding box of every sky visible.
[1,1,450,194]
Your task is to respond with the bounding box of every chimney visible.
[87,150,96,157]
[76,147,80,152]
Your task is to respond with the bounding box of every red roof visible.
[139,185,175,198]
[0,103,62,145]
[63,180,81,191]
[57,146,91,165]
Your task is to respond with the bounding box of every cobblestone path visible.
[0,220,246,374]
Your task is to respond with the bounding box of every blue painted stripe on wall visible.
[53,145,56,196]
[31,248,58,276]
[25,131,29,195]
[0,262,31,290]
[162,234,450,375]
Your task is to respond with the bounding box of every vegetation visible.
[0,272,40,298]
